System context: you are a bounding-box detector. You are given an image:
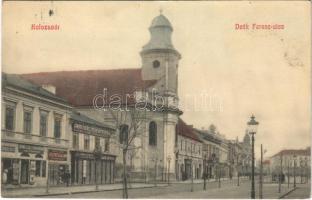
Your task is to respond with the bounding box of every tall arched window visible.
[149,121,157,146]
[119,124,129,144]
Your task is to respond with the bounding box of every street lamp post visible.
[167,156,171,185]
[278,152,283,193]
[259,144,263,198]
[94,148,102,191]
[247,115,259,199]
[293,155,297,188]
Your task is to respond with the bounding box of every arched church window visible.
[149,121,157,146]
[119,124,129,144]
[153,60,160,68]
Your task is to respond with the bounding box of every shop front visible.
[71,151,116,185]
[47,149,70,186]
[1,142,46,186]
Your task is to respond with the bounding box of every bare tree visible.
[108,106,146,199]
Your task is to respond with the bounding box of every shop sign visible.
[72,122,110,137]
[48,150,67,161]
[74,152,94,159]
[18,144,44,154]
[74,152,115,160]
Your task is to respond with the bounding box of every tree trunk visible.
[122,150,128,199]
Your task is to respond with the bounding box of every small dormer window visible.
[153,60,160,68]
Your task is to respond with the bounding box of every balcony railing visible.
[2,129,69,146]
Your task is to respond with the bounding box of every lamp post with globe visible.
[247,115,259,199]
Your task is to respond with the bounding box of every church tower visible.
[140,12,182,181]
[141,12,181,96]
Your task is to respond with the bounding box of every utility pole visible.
[278,152,282,193]
[203,154,207,190]
[287,160,290,188]
[218,163,221,188]
[300,163,303,184]
[237,154,240,186]
[191,157,194,192]
[154,157,158,187]
[46,160,49,194]
[259,144,263,199]
[293,155,296,188]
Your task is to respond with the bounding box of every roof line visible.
[20,68,142,75]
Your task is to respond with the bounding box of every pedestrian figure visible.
[65,170,70,187]
[2,169,8,184]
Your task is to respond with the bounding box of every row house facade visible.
[1,73,117,187]
[227,139,243,178]
[2,73,72,186]
[270,147,311,182]
[175,119,203,181]
[69,111,116,185]
[195,127,229,179]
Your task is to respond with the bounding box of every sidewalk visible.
[1,183,168,198]
[172,176,250,184]
[146,181,297,199]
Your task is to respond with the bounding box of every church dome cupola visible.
[140,11,181,96]
[150,14,173,30]
[142,12,178,53]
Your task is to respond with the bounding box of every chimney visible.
[42,84,56,94]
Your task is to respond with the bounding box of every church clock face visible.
[153,60,160,68]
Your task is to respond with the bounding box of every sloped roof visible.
[177,118,202,143]
[194,128,222,145]
[21,69,157,107]
[2,72,68,104]
[272,148,311,158]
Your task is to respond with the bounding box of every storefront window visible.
[5,106,15,131]
[35,160,41,176]
[42,161,46,177]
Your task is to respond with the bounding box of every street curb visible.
[278,187,297,199]
[31,185,168,197]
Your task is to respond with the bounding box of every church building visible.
[22,12,184,181]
